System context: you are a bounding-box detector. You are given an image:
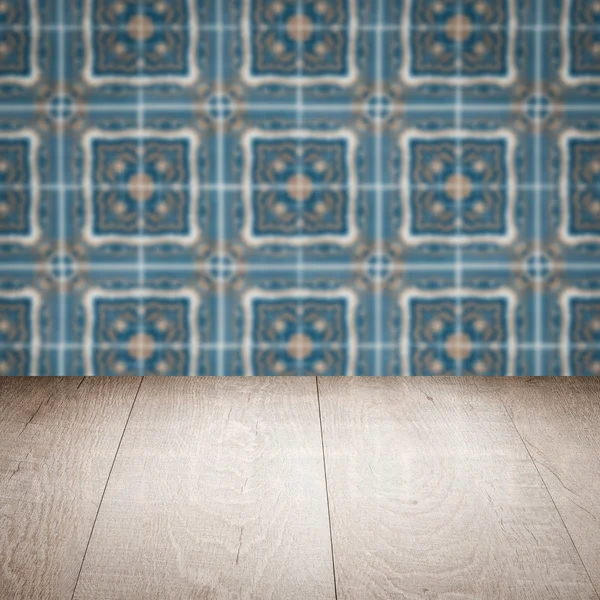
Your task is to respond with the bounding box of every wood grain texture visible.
[318,376,598,600]
[73,377,335,600]
[499,377,600,596]
[0,376,142,600]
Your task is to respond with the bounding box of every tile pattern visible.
[0,0,599,375]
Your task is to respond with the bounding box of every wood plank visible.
[0,377,70,439]
[0,376,142,600]
[318,376,598,600]
[73,377,335,600]
[499,377,600,596]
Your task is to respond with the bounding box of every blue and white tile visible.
[558,130,600,247]
[239,0,358,87]
[83,0,199,86]
[241,287,358,375]
[82,288,200,375]
[398,287,518,375]
[240,128,358,247]
[560,0,600,87]
[0,288,41,375]
[0,265,48,375]
[0,129,42,246]
[398,128,517,245]
[81,128,201,246]
[401,0,516,85]
[0,0,598,376]
[0,0,40,88]
[560,288,600,375]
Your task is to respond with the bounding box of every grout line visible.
[499,397,600,600]
[3,340,600,352]
[315,376,339,600]
[5,341,600,352]
[56,0,66,375]
[4,101,600,113]
[4,23,600,32]
[215,0,225,376]
[373,0,384,376]
[2,23,600,32]
[135,0,146,377]
[295,0,304,377]
[533,0,543,375]
[0,182,578,192]
[453,2,464,377]
[69,376,144,600]
[0,260,599,273]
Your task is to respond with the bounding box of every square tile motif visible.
[561,0,600,84]
[0,291,40,375]
[0,0,599,375]
[84,289,199,375]
[242,130,357,245]
[0,131,40,244]
[400,130,516,244]
[84,0,198,84]
[560,131,600,243]
[561,290,600,375]
[402,0,515,85]
[83,129,200,244]
[243,289,357,375]
[241,0,357,85]
[0,0,39,84]
[400,289,516,376]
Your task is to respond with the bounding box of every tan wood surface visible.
[2,376,600,600]
[72,377,335,600]
[0,377,142,600]
[317,376,599,600]
[499,377,600,597]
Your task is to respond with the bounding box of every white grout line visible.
[56,0,66,375]
[534,0,544,375]
[454,2,464,377]
[1,261,599,273]
[1,23,600,32]
[135,0,145,376]
[215,0,225,376]
[295,0,305,376]
[373,0,384,376]
[3,102,600,114]
[1,341,599,352]
[0,182,576,192]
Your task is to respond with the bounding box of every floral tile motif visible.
[243,288,357,375]
[0,131,40,244]
[400,130,516,244]
[242,0,357,85]
[402,0,515,85]
[0,291,40,375]
[562,0,600,84]
[560,131,600,243]
[242,130,357,245]
[0,0,39,84]
[84,289,199,375]
[561,290,600,375]
[83,129,200,244]
[400,289,516,376]
[84,0,197,84]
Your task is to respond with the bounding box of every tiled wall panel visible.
[0,0,599,375]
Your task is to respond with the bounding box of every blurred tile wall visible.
[0,0,599,375]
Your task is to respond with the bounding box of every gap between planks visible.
[316,376,339,600]
[70,376,145,600]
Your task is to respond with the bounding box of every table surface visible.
[1,376,599,599]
